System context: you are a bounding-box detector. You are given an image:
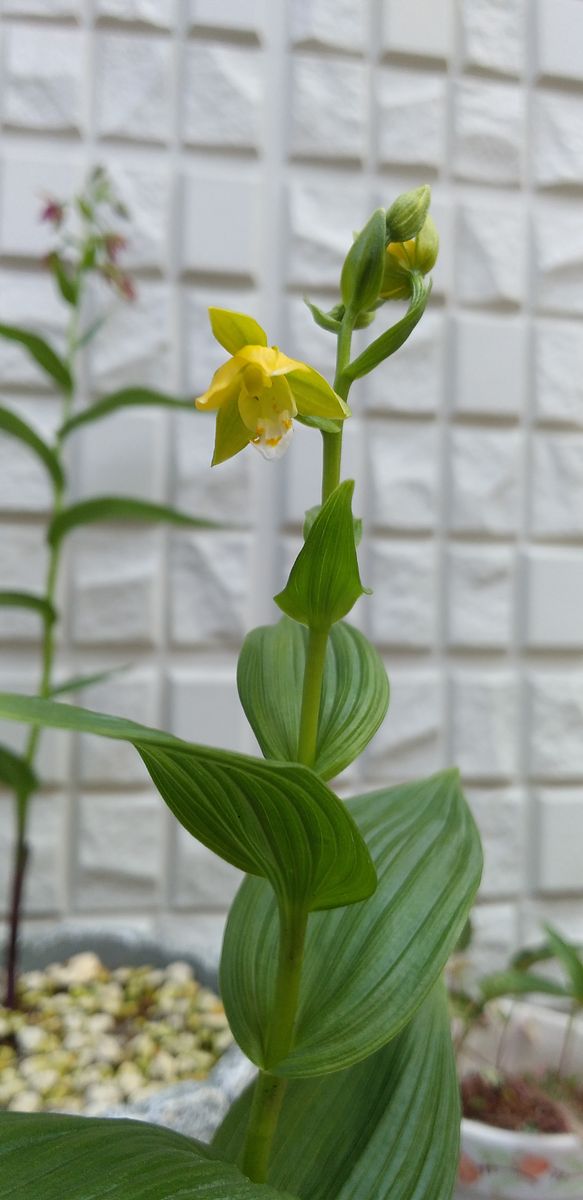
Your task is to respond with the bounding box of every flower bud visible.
[340,208,386,318]
[380,215,439,301]
[386,185,430,243]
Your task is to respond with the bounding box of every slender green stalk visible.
[296,627,329,768]
[241,1072,287,1184]
[321,314,354,504]
[558,1003,577,1078]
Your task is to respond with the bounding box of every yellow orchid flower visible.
[196,308,350,464]
[379,214,439,302]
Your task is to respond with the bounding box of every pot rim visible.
[462,1116,582,1152]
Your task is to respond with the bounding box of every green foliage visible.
[0,323,72,393]
[59,388,194,438]
[0,1115,292,1200]
[0,406,64,490]
[345,277,430,382]
[275,482,369,630]
[214,987,459,1200]
[340,208,386,318]
[0,745,38,796]
[221,771,482,1075]
[0,693,376,915]
[0,591,56,624]
[237,618,389,780]
[48,496,219,547]
[543,924,583,1004]
[479,969,569,1004]
[49,664,130,698]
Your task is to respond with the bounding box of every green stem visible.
[321,314,354,504]
[242,905,308,1183]
[296,626,329,768]
[558,1003,577,1078]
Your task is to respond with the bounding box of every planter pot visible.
[456,1001,583,1200]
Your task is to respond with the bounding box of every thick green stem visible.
[321,315,354,504]
[296,626,329,769]
[242,905,308,1183]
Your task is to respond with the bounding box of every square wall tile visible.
[0,794,67,918]
[376,69,446,170]
[453,313,527,417]
[534,204,583,316]
[168,672,244,750]
[534,93,583,188]
[3,27,84,133]
[367,670,443,780]
[174,409,253,524]
[366,309,445,415]
[289,55,368,162]
[0,158,84,259]
[368,419,440,531]
[169,531,252,647]
[468,788,526,898]
[291,0,368,51]
[368,540,438,648]
[3,0,78,12]
[450,673,518,780]
[71,527,161,647]
[182,45,263,152]
[188,0,266,36]
[457,201,526,307]
[537,788,583,893]
[171,829,242,909]
[75,792,164,910]
[524,550,583,649]
[454,79,524,185]
[79,672,159,784]
[528,673,583,779]
[447,546,514,649]
[76,411,166,503]
[88,282,172,391]
[182,172,261,279]
[285,178,367,289]
[461,0,525,77]
[535,320,583,425]
[449,428,521,536]
[530,432,583,539]
[96,0,175,26]
[96,33,172,142]
[382,0,454,61]
[535,0,583,83]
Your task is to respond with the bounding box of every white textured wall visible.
[0,0,583,970]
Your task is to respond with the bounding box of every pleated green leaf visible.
[214,987,459,1200]
[0,591,56,624]
[274,482,369,631]
[59,388,194,439]
[0,1115,293,1200]
[0,406,64,490]
[0,744,37,795]
[237,618,389,780]
[479,969,569,1004]
[0,323,72,394]
[0,693,376,914]
[221,770,482,1075]
[48,497,218,547]
[344,277,429,383]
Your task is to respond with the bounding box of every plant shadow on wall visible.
[0,187,484,1200]
[0,168,217,1012]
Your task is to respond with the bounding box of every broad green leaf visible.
[0,406,64,490]
[214,987,459,1200]
[275,482,369,631]
[0,591,56,624]
[48,496,218,547]
[0,1114,292,1200]
[0,744,37,795]
[210,307,268,355]
[303,297,341,333]
[237,618,389,781]
[344,277,429,383]
[479,969,569,1004]
[0,693,376,914]
[221,770,482,1075]
[303,505,362,544]
[49,664,130,698]
[59,388,194,439]
[0,323,72,394]
[340,208,386,317]
[544,923,583,1003]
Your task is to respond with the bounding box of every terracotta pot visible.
[456,1001,583,1199]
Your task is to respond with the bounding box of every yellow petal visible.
[235,344,306,376]
[238,374,296,435]
[212,391,251,465]
[195,357,243,411]
[209,308,268,355]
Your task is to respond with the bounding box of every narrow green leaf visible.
[303,298,341,334]
[0,591,56,624]
[295,413,343,435]
[0,693,376,916]
[479,969,570,1004]
[0,323,72,394]
[215,987,459,1200]
[0,406,64,490]
[274,482,369,631]
[544,923,583,1003]
[49,664,130,698]
[47,253,79,307]
[59,388,195,439]
[237,618,389,781]
[48,497,218,547]
[221,769,482,1075]
[344,277,429,383]
[0,1114,292,1200]
[0,744,37,795]
[340,208,386,317]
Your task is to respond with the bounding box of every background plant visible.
[0,167,213,1010]
[0,187,483,1200]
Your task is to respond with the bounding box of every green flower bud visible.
[340,208,386,318]
[379,215,439,301]
[386,185,431,243]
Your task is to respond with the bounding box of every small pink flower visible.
[104,233,127,263]
[518,1155,551,1180]
[459,1154,482,1184]
[40,199,65,227]
[117,273,136,301]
